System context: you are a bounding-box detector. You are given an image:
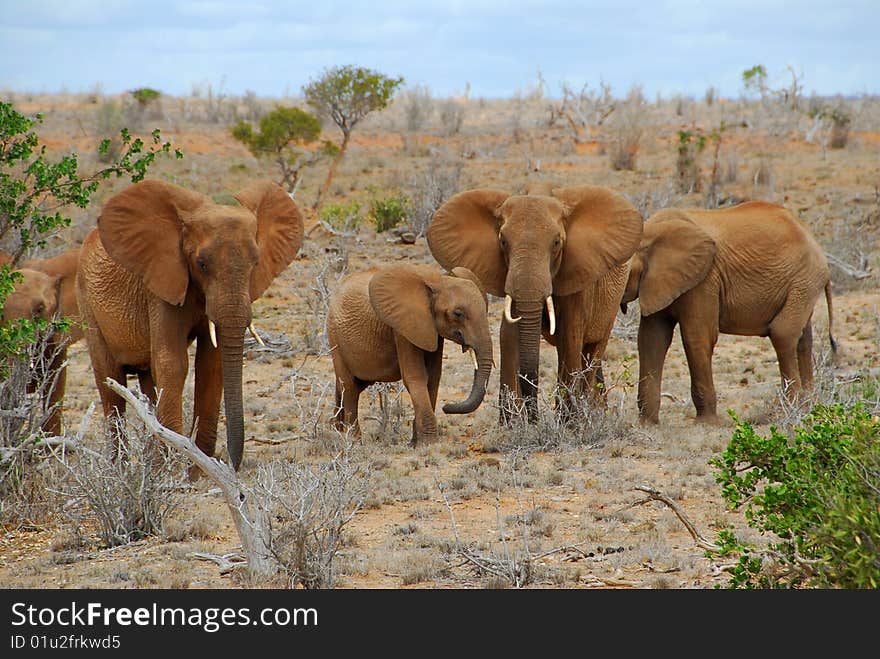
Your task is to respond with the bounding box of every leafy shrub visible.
[368,192,410,233]
[130,87,160,106]
[711,406,880,588]
[320,200,362,231]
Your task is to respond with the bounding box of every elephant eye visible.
[499,235,508,249]
[453,308,465,321]
[553,236,562,249]
[197,258,208,274]
[35,303,45,314]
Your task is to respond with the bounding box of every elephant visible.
[2,247,82,434]
[427,185,643,421]
[619,201,836,424]
[326,264,494,444]
[76,179,303,470]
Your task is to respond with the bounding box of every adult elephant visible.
[76,179,303,470]
[427,185,643,420]
[327,264,493,444]
[619,201,836,424]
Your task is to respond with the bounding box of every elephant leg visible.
[637,314,676,424]
[582,339,609,405]
[193,337,222,458]
[151,344,189,438]
[796,318,814,390]
[680,321,719,421]
[554,315,586,420]
[498,314,521,423]
[769,330,802,399]
[331,358,364,437]
[41,339,68,436]
[86,329,128,440]
[425,341,444,412]
[137,369,158,405]
[771,294,817,398]
[395,335,437,445]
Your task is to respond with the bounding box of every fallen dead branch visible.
[105,378,275,579]
[825,252,872,280]
[628,484,721,552]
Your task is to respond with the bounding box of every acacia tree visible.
[303,65,403,208]
[231,106,337,194]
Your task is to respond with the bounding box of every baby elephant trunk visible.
[442,341,493,415]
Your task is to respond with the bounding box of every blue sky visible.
[1,1,877,99]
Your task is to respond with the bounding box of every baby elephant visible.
[2,248,82,434]
[327,264,494,444]
[620,202,835,424]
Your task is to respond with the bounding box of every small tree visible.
[231,106,337,194]
[303,65,404,208]
[742,65,769,99]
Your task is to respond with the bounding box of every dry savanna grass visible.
[1,87,878,589]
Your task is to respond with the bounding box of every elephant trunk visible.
[218,312,248,470]
[442,339,493,415]
[515,300,544,422]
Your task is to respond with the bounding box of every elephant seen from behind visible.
[76,179,303,470]
[327,264,494,444]
[620,201,836,424]
[427,185,643,421]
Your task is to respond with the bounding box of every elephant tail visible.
[825,280,838,354]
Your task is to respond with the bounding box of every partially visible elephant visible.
[427,185,643,420]
[2,247,82,434]
[76,180,303,470]
[327,264,494,444]
[620,201,836,424]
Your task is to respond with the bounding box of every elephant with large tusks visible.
[427,185,643,421]
[619,201,837,424]
[76,179,303,471]
[327,264,494,445]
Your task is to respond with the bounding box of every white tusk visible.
[208,320,217,348]
[249,323,265,346]
[468,347,478,371]
[504,295,521,324]
[546,296,556,336]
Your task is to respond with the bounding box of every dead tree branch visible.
[104,377,275,579]
[630,484,721,552]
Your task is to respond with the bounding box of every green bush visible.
[711,405,880,588]
[368,192,410,233]
[130,87,161,106]
[320,200,362,231]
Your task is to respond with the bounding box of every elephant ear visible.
[551,186,644,296]
[98,180,205,306]
[234,180,304,300]
[449,266,488,310]
[639,212,717,316]
[427,189,509,297]
[369,266,438,352]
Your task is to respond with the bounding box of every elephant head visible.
[369,265,494,414]
[620,210,717,316]
[427,186,642,413]
[97,179,303,468]
[2,268,61,324]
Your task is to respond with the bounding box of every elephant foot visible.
[410,427,439,447]
[638,414,660,426]
[694,412,722,426]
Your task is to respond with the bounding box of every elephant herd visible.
[1,178,836,472]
